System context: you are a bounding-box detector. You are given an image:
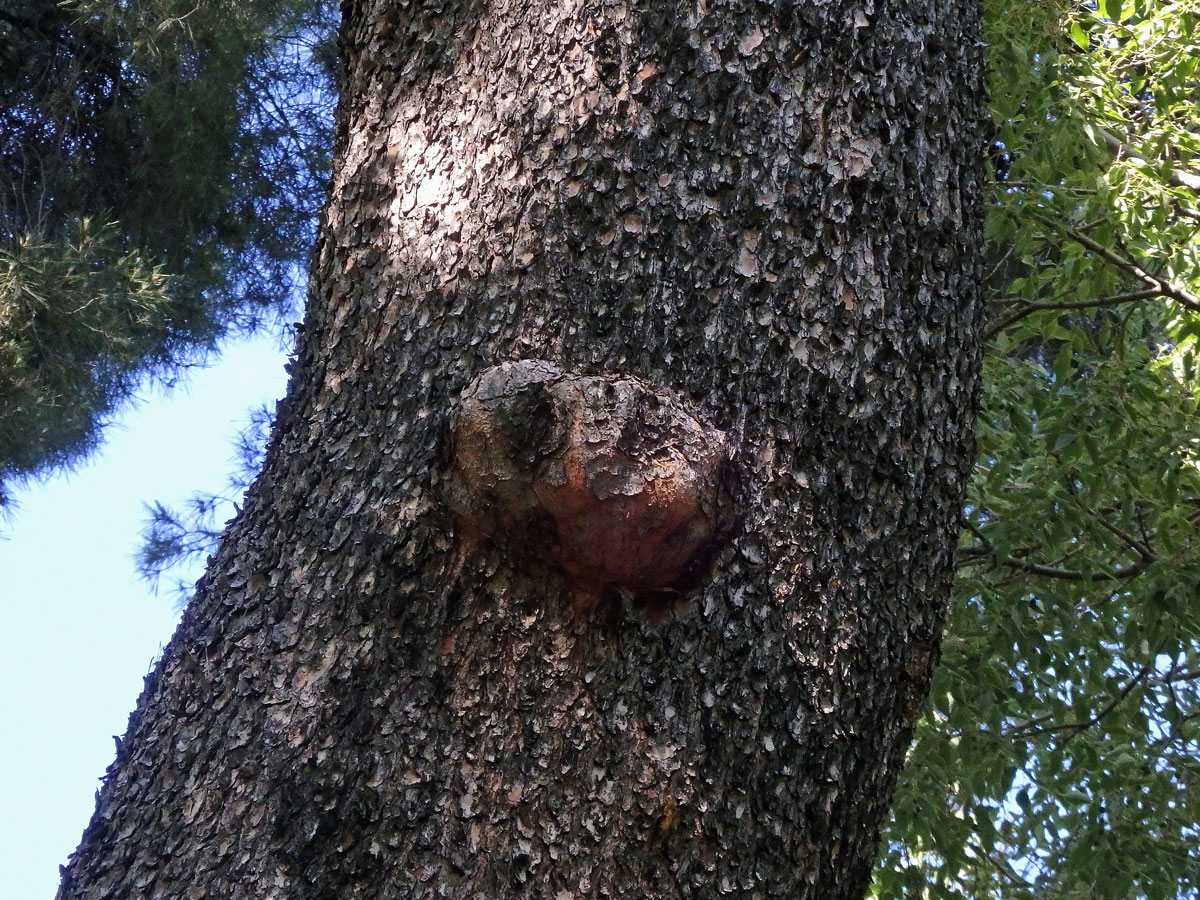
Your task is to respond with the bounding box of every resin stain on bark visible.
[447,360,739,608]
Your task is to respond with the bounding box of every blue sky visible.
[0,333,288,899]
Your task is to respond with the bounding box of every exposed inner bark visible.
[448,360,741,609]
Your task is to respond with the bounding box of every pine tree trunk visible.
[59,1,984,897]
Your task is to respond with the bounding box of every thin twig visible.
[1097,125,1200,192]
[1048,218,1200,312]
[1005,656,1160,744]
[960,518,1153,582]
[1063,479,1158,561]
[1161,668,1200,685]
[983,288,1161,342]
[1061,656,1158,747]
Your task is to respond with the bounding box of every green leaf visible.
[1070,21,1089,49]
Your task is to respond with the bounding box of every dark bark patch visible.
[446,360,740,611]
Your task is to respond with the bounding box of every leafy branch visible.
[960,518,1157,582]
[1096,125,1200,193]
[1003,655,1160,744]
[1047,217,1200,312]
[983,287,1162,342]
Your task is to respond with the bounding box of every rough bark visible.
[59,0,984,898]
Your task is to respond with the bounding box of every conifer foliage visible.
[0,0,334,498]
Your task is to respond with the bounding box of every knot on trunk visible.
[447,360,739,602]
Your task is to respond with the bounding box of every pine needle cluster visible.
[0,0,336,498]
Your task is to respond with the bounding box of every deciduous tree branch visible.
[983,288,1161,342]
[1048,217,1200,312]
[1097,125,1200,192]
[1003,656,1160,744]
[960,518,1155,581]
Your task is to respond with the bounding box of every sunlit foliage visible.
[875,1,1200,897]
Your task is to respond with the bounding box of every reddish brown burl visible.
[447,360,740,608]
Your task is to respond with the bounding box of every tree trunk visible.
[59,1,984,897]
